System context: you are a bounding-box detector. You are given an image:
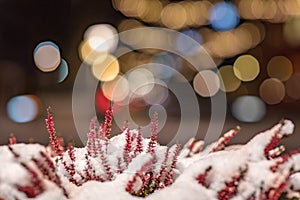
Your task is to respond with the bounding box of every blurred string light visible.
[231,95,266,122]
[285,74,300,100]
[233,55,260,82]
[238,0,300,22]
[259,78,285,105]
[193,70,220,97]
[33,41,61,72]
[267,56,293,81]
[161,3,187,30]
[209,2,240,31]
[7,95,41,123]
[218,65,241,92]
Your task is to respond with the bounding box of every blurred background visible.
[0,0,299,149]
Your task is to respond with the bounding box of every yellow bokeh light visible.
[79,39,107,65]
[102,75,129,102]
[161,3,187,29]
[137,0,162,23]
[92,54,120,82]
[259,78,285,105]
[267,56,293,81]
[218,65,241,92]
[233,55,260,82]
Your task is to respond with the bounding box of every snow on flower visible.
[0,108,300,200]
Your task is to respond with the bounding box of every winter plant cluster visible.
[1,107,300,200]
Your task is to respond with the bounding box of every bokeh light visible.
[233,55,260,82]
[285,74,300,100]
[259,78,285,105]
[231,95,266,122]
[161,3,187,29]
[137,0,162,23]
[92,54,120,82]
[283,17,300,47]
[7,95,41,123]
[79,39,106,65]
[101,75,129,102]
[57,59,68,83]
[193,70,220,97]
[143,81,169,105]
[33,41,61,72]
[267,56,293,81]
[209,2,240,31]
[83,24,118,53]
[175,29,202,56]
[127,68,155,96]
[218,65,241,92]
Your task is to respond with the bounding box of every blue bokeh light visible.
[210,2,240,31]
[58,59,69,83]
[231,95,266,123]
[7,95,39,123]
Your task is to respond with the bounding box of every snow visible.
[0,119,299,200]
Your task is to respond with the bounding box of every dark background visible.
[0,0,299,149]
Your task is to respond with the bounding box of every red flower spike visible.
[9,133,17,145]
[87,119,98,158]
[164,144,181,186]
[134,127,143,157]
[17,162,44,198]
[98,142,113,181]
[217,167,247,200]
[156,149,169,189]
[103,105,113,139]
[196,166,212,188]
[211,126,240,152]
[46,107,63,156]
[147,112,159,154]
[123,128,132,167]
[125,158,153,194]
[117,157,124,173]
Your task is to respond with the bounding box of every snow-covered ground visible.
[1,119,300,200]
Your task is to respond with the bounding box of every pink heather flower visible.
[164,144,181,186]
[134,127,143,157]
[217,168,247,200]
[211,126,240,152]
[87,118,98,158]
[123,128,132,166]
[103,106,113,139]
[46,107,63,156]
[9,133,17,145]
[98,142,113,181]
[196,166,212,188]
[147,112,158,154]
[155,149,169,189]
[125,158,153,194]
